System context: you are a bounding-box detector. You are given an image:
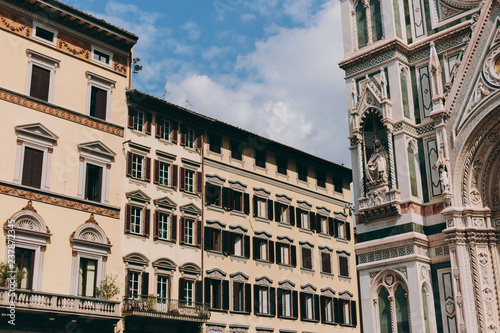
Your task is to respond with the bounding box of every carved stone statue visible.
[439,168,451,194]
[366,138,389,186]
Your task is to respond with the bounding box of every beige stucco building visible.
[0,0,137,331]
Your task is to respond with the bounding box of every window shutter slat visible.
[196,130,203,149]
[171,215,177,242]
[346,222,351,240]
[269,241,275,263]
[253,285,259,314]
[351,300,357,326]
[277,289,283,318]
[179,167,185,191]
[253,196,257,217]
[172,121,178,144]
[253,237,259,260]
[128,109,134,129]
[204,227,211,250]
[329,217,335,237]
[95,88,107,120]
[314,294,320,322]
[290,206,295,226]
[222,230,229,254]
[196,171,203,195]
[296,208,302,228]
[222,280,229,310]
[145,157,151,182]
[267,199,274,220]
[180,124,186,146]
[196,220,202,246]
[270,287,276,317]
[320,296,326,323]
[275,243,282,264]
[291,245,297,267]
[144,209,150,237]
[171,164,178,189]
[228,232,235,255]
[300,292,305,320]
[153,159,160,184]
[245,283,252,313]
[155,117,161,138]
[233,282,239,311]
[292,291,298,319]
[141,272,149,297]
[204,278,210,305]
[309,212,316,232]
[178,278,185,302]
[145,112,152,135]
[275,202,281,222]
[125,204,131,232]
[126,152,133,177]
[334,298,340,323]
[222,187,231,210]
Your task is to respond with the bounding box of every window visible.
[33,23,57,44]
[302,247,313,270]
[180,124,198,149]
[334,176,343,193]
[276,242,296,266]
[253,196,272,219]
[275,202,294,224]
[209,134,222,154]
[223,231,250,258]
[180,167,202,194]
[89,86,107,120]
[156,212,169,240]
[133,110,144,132]
[277,156,288,175]
[126,152,151,182]
[280,289,292,317]
[204,227,222,252]
[179,217,202,247]
[78,258,97,297]
[254,149,266,168]
[337,220,347,239]
[184,218,194,245]
[128,108,152,134]
[128,271,140,298]
[179,278,203,307]
[300,292,319,321]
[155,118,170,140]
[186,128,195,148]
[84,163,102,202]
[254,285,275,316]
[126,269,149,299]
[157,275,169,301]
[298,209,310,229]
[356,0,368,48]
[26,50,59,103]
[30,65,50,101]
[22,147,44,188]
[233,281,244,312]
[316,170,326,188]
[185,169,195,193]
[184,280,194,306]
[297,163,308,182]
[154,160,170,186]
[319,215,328,234]
[233,234,243,256]
[86,73,114,121]
[222,188,250,214]
[339,254,350,277]
[125,204,151,237]
[321,252,332,274]
[230,140,243,160]
[206,183,221,206]
[253,237,274,262]
[92,48,112,65]
[233,191,243,211]
[15,248,35,290]
[154,211,176,241]
[205,278,229,310]
[338,299,357,326]
[321,296,335,323]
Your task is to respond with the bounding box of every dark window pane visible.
[15,248,35,290]
[277,156,287,175]
[79,258,97,297]
[298,163,307,181]
[35,26,54,42]
[231,140,242,160]
[94,50,110,64]
[85,164,103,202]
[90,86,107,120]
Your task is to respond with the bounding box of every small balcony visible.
[122,296,210,323]
[0,287,120,319]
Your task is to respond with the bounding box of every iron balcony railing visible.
[122,296,210,322]
[0,287,120,318]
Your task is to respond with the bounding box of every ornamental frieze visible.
[57,32,91,60]
[0,184,120,219]
[0,90,124,137]
[113,54,128,75]
[0,7,31,38]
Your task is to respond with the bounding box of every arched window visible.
[401,70,410,118]
[395,284,410,333]
[378,287,392,333]
[370,0,383,42]
[422,286,431,333]
[356,1,368,48]
[408,144,418,197]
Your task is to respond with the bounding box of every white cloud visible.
[240,13,256,22]
[165,1,350,165]
[182,21,201,40]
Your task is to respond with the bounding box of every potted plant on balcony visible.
[96,274,120,300]
[145,294,156,311]
[0,262,25,287]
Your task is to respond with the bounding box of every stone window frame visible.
[25,49,60,103]
[85,71,115,122]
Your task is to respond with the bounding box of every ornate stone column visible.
[388,295,398,333]
[387,130,396,189]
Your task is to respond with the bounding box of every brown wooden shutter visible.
[292,291,298,318]
[144,209,150,237]
[171,215,177,242]
[128,109,134,129]
[244,235,250,258]
[125,204,131,232]
[180,124,186,146]
[126,152,133,177]
[153,160,160,184]
[171,164,178,189]
[253,237,259,260]
[196,130,203,149]
[320,296,326,323]
[204,227,212,250]
[334,298,340,323]
[270,287,276,317]
[196,220,202,247]
[94,87,107,120]
[267,200,274,220]
[329,217,335,237]
[154,210,159,238]
[30,65,50,101]
[346,222,351,240]
[145,157,151,182]
[277,289,283,318]
[290,206,295,226]
[243,193,250,215]
[275,243,282,264]
[351,300,357,326]
[275,202,281,222]
[195,280,203,304]
[145,112,152,135]
[178,278,185,302]
[141,272,149,297]
[179,217,185,244]
[334,219,339,238]
[196,171,203,194]
[309,212,316,232]
[222,187,231,209]
[233,282,240,311]
[291,245,297,267]
[300,292,305,320]
[22,147,43,188]
[222,280,229,310]
[204,278,211,305]
[155,117,161,138]
[269,241,275,263]
[222,230,229,254]
[253,285,259,314]
[179,167,185,191]
[245,283,252,313]
[296,208,302,228]
[172,121,178,144]
[314,294,320,322]
[253,196,258,217]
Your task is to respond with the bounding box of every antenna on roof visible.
[133,58,142,74]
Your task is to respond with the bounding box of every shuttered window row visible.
[204,227,251,258]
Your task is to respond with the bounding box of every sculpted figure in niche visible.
[366,138,389,186]
[439,166,451,194]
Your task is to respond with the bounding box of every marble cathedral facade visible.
[339,0,500,332]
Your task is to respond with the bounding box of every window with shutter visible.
[230,140,243,160]
[22,147,44,188]
[209,134,222,153]
[183,218,194,245]
[89,86,107,120]
[316,169,326,188]
[297,163,308,182]
[302,247,312,270]
[206,183,221,206]
[130,206,142,234]
[30,65,50,101]
[321,252,332,274]
[84,163,102,202]
[339,255,349,277]
[277,156,287,175]
[254,149,266,168]
[233,281,244,312]
[15,248,35,290]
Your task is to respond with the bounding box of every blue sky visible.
[66,0,350,166]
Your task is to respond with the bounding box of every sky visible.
[66,0,350,167]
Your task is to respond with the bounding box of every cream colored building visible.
[0,0,137,332]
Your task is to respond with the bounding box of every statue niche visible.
[362,112,389,190]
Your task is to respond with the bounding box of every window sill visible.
[278,222,292,229]
[301,318,318,323]
[229,156,244,166]
[230,310,250,315]
[299,228,313,235]
[275,172,289,180]
[339,323,355,327]
[157,138,173,145]
[128,178,148,187]
[153,237,176,244]
[255,216,270,224]
[320,271,334,277]
[338,275,351,281]
[182,146,199,154]
[315,185,327,192]
[230,210,247,218]
[319,233,332,240]
[277,315,297,321]
[229,255,248,262]
[255,259,272,267]
[277,263,294,270]
[180,243,200,250]
[125,232,148,239]
[181,190,200,199]
[336,238,349,244]
[207,149,223,159]
[322,321,337,326]
[208,308,228,313]
[300,267,314,274]
[131,129,149,137]
[253,164,268,173]
[207,250,225,257]
[297,179,308,186]
[207,205,224,213]
[255,313,274,318]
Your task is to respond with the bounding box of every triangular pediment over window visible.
[180,203,201,215]
[78,141,116,159]
[16,123,59,143]
[154,196,177,210]
[126,190,151,204]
